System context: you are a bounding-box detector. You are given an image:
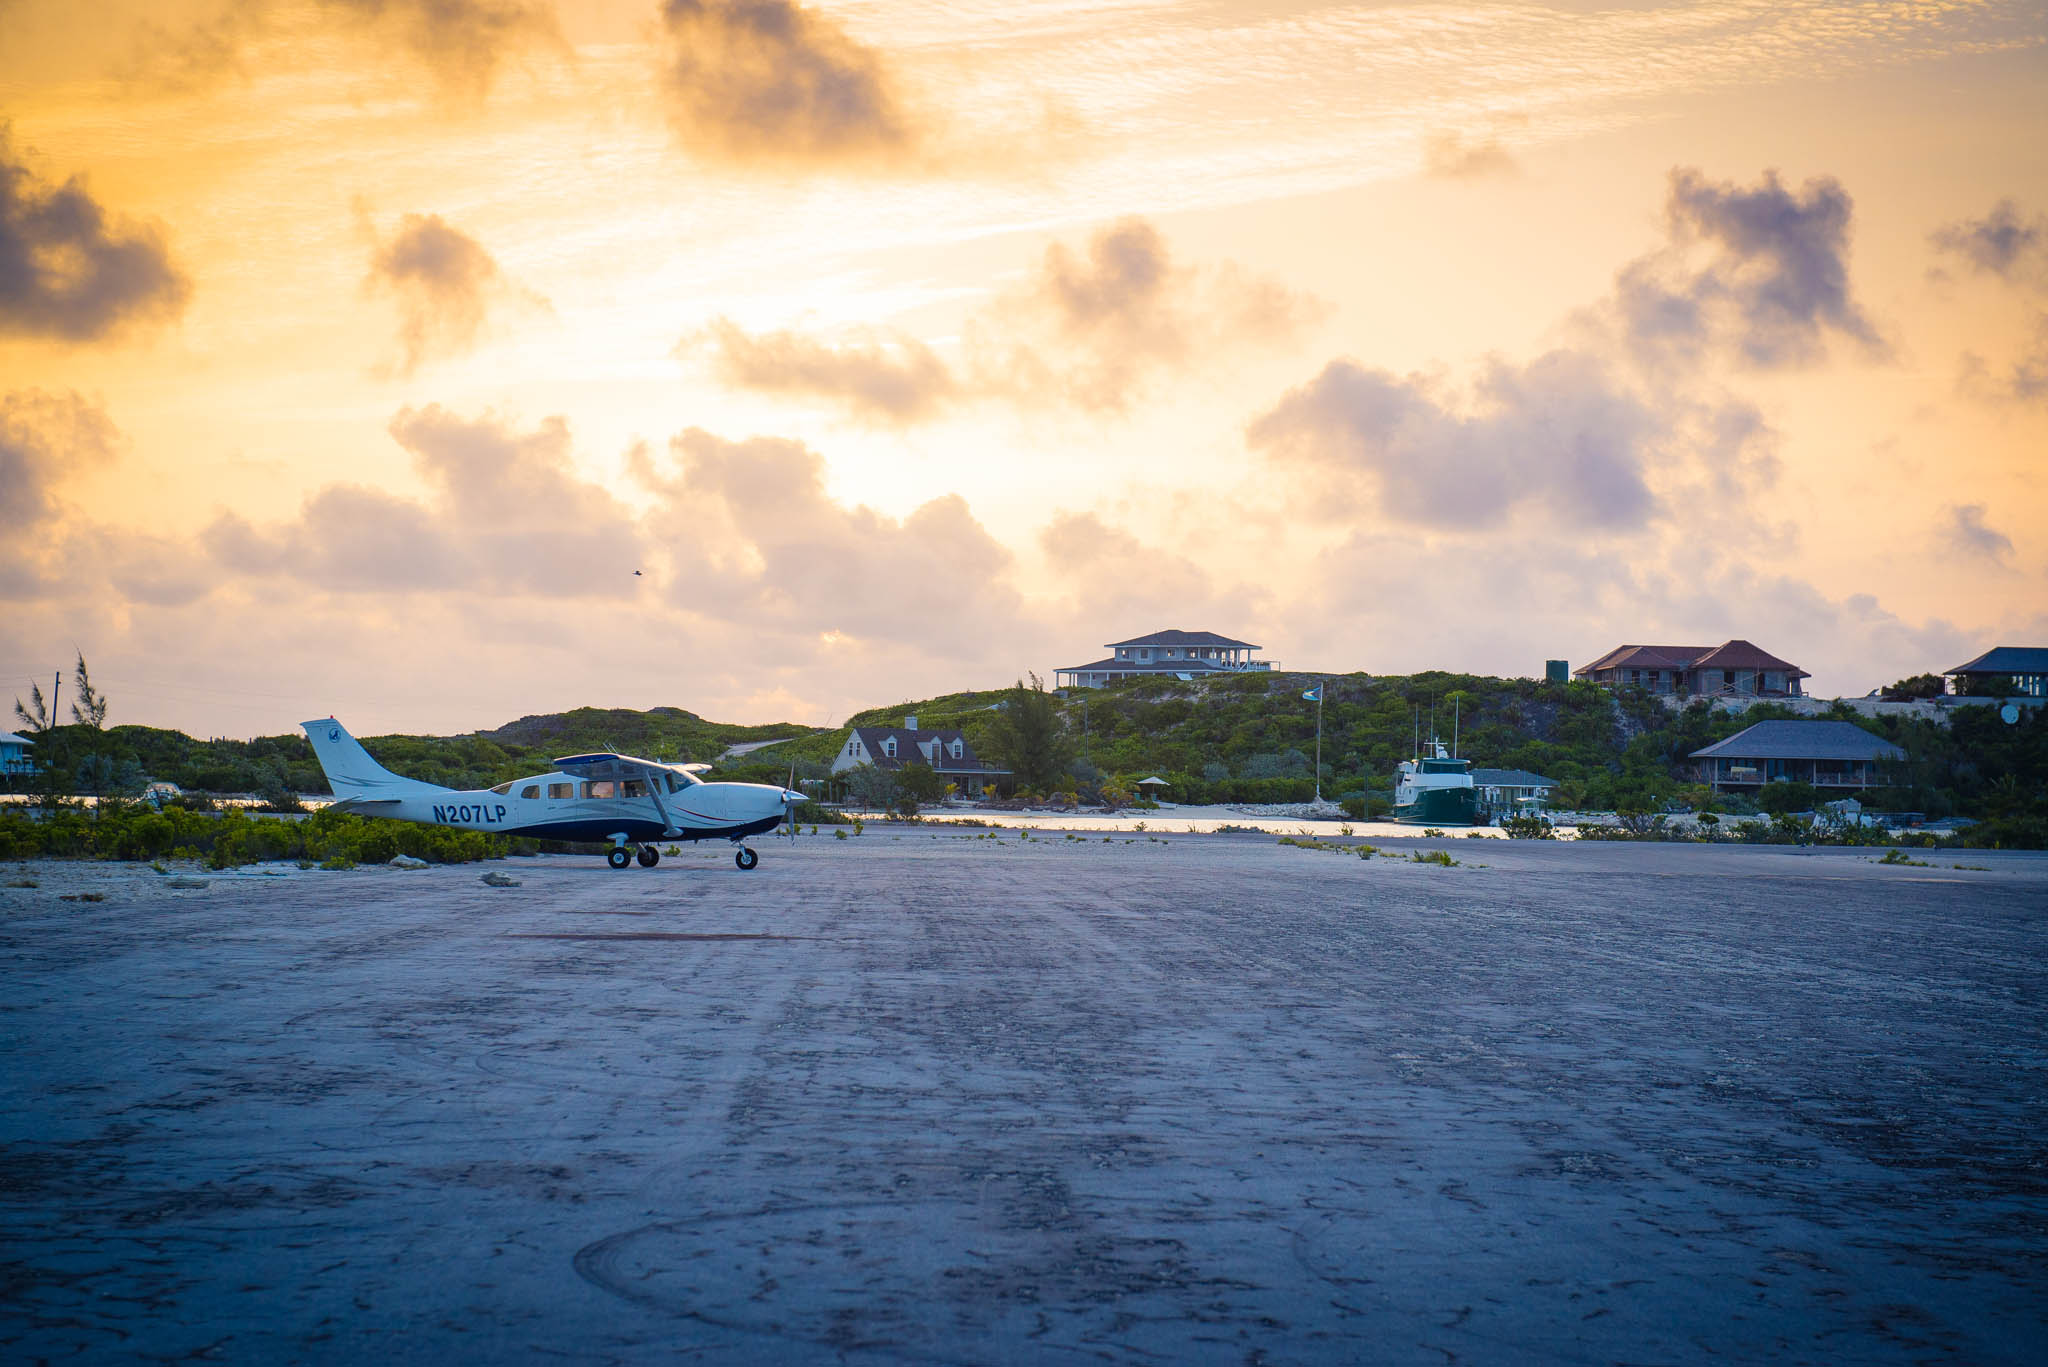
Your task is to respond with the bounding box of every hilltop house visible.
[830,716,1010,792]
[1689,720,1904,792]
[1577,640,1808,698]
[0,731,33,778]
[1056,630,1274,690]
[1943,646,2048,699]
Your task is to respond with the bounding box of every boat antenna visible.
[1453,695,1460,759]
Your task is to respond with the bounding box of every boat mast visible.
[1453,695,1460,759]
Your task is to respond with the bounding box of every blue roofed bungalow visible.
[1943,646,2048,699]
[1690,721,1905,793]
[0,731,34,779]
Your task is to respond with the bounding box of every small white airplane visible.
[300,717,805,870]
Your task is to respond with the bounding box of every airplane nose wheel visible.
[734,846,758,871]
[636,845,660,868]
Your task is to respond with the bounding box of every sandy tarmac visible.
[2,833,2044,1364]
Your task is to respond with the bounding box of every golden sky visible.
[3,0,2045,735]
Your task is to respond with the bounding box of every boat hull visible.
[1393,786,1479,826]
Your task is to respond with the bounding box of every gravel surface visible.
[2,835,2044,1364]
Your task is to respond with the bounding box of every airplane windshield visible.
[665,769,698,792]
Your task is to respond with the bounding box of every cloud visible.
[1931,199,2047,282]
[0,134,190,343]
[691,217,1321,422]
[320,0,557,99]
[205,407,643,596]
[128,0,558,101]
[1037,511,1270,634]
[657,0,910,166]
[0,389,120,528]
[689,318,956,423]
[1247,350,1664,532]
[1958,313,2048,407]
[1617,168,1885,370]
[364,213,537,375]
[646,427,1022,646]
[1422,131,1517,180]
[1940,503,2015,565]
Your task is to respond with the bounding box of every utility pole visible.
[51,671,60,730]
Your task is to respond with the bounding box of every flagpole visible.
[1315,682,1324,804]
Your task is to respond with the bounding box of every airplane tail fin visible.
[299,717,447,797]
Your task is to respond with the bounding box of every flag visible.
[1302,686,1321,702]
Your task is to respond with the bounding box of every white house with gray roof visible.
[1690,720,1905,792]
[831,716,1010,791]
[1055,630,1274,690]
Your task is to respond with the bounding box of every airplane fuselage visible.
[339,776,790,845]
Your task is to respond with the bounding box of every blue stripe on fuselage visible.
[496,814,781,844]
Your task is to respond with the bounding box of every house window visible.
[520,785,539,799]
[883,738,897,758]
[950,741,963,759]
[548,782,573,799]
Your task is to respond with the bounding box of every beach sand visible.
[3,835,2044,1363]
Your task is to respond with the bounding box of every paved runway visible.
[3,833,2044,1363]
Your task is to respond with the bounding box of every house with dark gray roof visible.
[1056,630,1274,689]
[1690,720,1905,792]
[1944,646,2048,699]
[1578,640,1808,698]
[830,715,1010,793]
[1470,767,1557,813]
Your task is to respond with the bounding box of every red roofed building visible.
[1576,640,1808,698]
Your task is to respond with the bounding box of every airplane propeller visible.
[784,758,801,841]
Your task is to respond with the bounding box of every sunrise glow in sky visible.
[3,0,2045,736]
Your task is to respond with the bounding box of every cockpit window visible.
[622,779,648,798]
[665,771,697,792]
[490,782,513,795]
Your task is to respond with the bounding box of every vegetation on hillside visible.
[6,665,2042,850]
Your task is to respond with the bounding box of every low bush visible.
[0,805,505,867]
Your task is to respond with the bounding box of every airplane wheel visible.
[607,847,631,870]
[734,847,758,871]
[637,845,659,868]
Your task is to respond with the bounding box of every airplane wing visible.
[552,751,689,835]
[552,752,659,783]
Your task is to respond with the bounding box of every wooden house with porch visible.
[1690,721,1904,793]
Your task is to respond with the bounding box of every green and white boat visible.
[1393,741,1479,826]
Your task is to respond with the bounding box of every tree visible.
[70,653,108,728]
[985,674,1073,793]
[13,680,51,734]
[1881,673,1945,701]
[895,762,944,803]
[844,763,898,811]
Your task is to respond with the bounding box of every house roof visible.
[848,726,1009,774]
[1470,768,1557,788]
[1106,629,1260,650]
[1577,644,1714,675]
[1945,646,2048,676]
[1690,721,1904,762]
[0,731,34,747]
[1690,639,1808,676]
[1576,639,1807,679]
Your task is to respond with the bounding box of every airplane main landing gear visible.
[636,845,660,868]
[734,846,758,871]
[606,847,631,870]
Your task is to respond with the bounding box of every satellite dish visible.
[2000,703,2021,725]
